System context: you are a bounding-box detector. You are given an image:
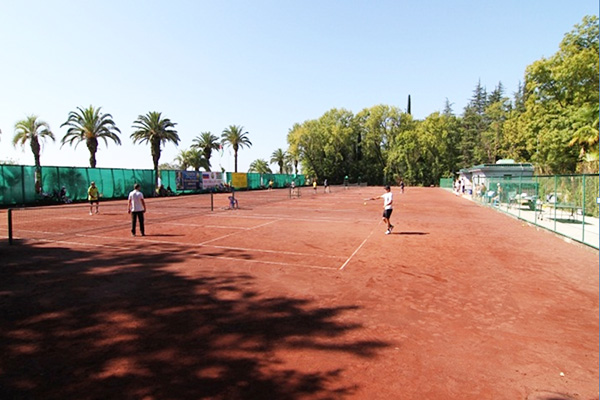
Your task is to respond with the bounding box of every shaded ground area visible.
[0,187,598,399]
[0,243,385,399]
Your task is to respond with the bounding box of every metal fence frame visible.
[444,174,599,249]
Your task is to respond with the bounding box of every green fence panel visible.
[0,165,35,205]
[0,165,160,206]
[160,170,178,192]
[458,174,598,249]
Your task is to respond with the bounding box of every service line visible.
[339,220,381,271]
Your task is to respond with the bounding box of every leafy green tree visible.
[459,81,488,168]
[159,162,178,170]
[270,148,288,173]
[60,106,121,168]
[191,132,220,171]
[288,109,358,183]
[523,15,599,173]
[356,105,409,185]
[248,159,272,174]
[13,115,55,191]
[221,125,251,173]
[131,112,180,186]
[287,120,323,180]
[479,83,511,163]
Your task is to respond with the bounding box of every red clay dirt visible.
[0,186,598,399]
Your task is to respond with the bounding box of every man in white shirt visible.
[128,183,146,236]
[370,185,394,235]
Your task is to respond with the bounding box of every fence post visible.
[553,175,557,232]
[21,166,26,205]
[581,174,586,244]
[8,208,13,245]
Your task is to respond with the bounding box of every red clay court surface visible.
[0,187,598,400]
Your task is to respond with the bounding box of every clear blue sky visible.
[0,0,597,172]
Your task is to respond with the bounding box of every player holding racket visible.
[367,185,394,234]
[87,181,100,215]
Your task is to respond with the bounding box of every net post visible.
[210,192,214,211]
[8,208,13,245]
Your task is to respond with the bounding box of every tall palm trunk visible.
[152,139,161,187]
[233,144,239,172]
[87,138,98,168]
[31,138,42,191]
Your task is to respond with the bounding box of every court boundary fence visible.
[441,174,599,249]
[0,164,306,207]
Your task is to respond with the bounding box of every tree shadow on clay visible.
[0,241,388,400]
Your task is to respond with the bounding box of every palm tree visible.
[131,112,180,187]
[191,132,220,171]
[175,149,191,171]
[60,106,121,168]
[248,159,272,174]
[13,115,55,192]
[186,148,210,171]
[285,150,299,175]
[176,148,209,171]
[270,148,288,174]
[221,125,252,172]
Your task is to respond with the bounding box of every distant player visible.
[290,180,297,197]
[88,181,100,215]
[369,185,394,234]
[228,195,239,209]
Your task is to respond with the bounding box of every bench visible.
[509,193,539,211]
[538,203,582,221]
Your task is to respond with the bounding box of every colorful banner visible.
[230,173,248,189]
[176,171,202,190]
[202,171,224,189]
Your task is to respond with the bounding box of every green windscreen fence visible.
[0,165,306,206]
[0,165,156,206]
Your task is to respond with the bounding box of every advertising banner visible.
[176,171,202,190]
[202,171,224,189]
[230,173,248,189]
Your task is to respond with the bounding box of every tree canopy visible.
[286,15,599,184]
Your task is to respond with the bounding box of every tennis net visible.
[7,192,214,244]
[6,189,304,244]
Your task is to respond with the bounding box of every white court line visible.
[75,232,343,260]
[21,238,335,271]
[198,219,279,246]
[15,210,366,270]
[339,220,381,271]
[196,254,335,270]
[163,222,248,230]
[206,244,344,259]
[21,238,151,252]
[206,213,374,224]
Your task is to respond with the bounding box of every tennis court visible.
[1,186,598,399]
